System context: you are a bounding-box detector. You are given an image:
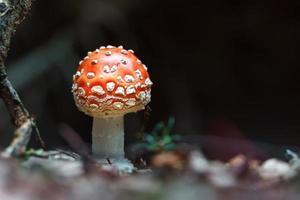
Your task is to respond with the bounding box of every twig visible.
[1,119,32,157]
[59,124,96,173]
[0,0,42,157]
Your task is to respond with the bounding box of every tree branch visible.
[0,0,42,157]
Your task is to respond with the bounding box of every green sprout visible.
[23,148,46,159]
[135,117,181,152]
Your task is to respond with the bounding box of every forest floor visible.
[1,144,300,200]
[1,120,300,200]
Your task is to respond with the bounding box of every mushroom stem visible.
[92,116,124,159]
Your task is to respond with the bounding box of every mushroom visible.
[72,45,152,169]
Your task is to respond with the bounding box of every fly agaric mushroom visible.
[72,45,152,168]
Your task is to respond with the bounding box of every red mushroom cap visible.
[72,45,152,118]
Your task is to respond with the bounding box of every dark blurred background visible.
[1,0,300,159]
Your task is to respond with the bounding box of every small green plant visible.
[23,148,46,159]
[135,117,181,152]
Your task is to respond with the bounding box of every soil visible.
[1,148,300,200]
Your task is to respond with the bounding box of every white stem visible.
[92,116,124,159]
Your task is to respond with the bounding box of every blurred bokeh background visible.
[1,0,300,160]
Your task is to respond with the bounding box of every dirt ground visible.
[1,147,300,200]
